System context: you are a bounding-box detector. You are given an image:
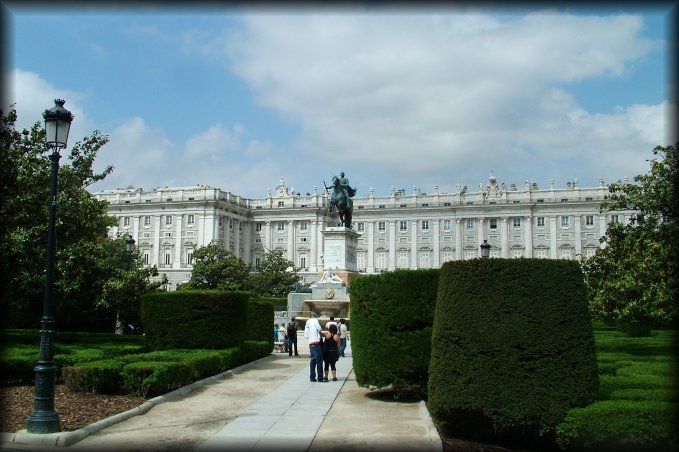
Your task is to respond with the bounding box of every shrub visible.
[428,258,598,447]
[246,300,275,349]
[62,359,126,394]
[122,361,195,397]
[349,269,440,399]
[141,290,249,350]
[555,400,678,451]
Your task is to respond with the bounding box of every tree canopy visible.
[0,106,162,331]
[180,243,299,297]
[180,242,252,291]
[582,144,678,324]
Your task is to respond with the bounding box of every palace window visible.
[513,217,521,228]
[356,222,365,232]
[299,221,308,231]
[443,219,452,231]
[144,216,151,226]
[378,222,386,232]
[277,222,285,232]
[166,215,173,225]
[256,223,263,232]
[561,216,571,227]
[537,217,545,227]
[585,215,594,226]
[466,219,475,229]
[489,219,498,229]
[187,214,195,225]
[422,220,429,231]
[123,216,130,227]
[400,221,408,231]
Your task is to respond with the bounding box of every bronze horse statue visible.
[327,176,353,229]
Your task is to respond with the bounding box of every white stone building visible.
[93,174,632,290]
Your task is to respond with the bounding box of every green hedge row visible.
[427,259,598,447]
[555,400,678,451]
[141,290,249,350]
[61,341,270,397]
[555,327,678,450]
[349,269,440,399]
[1,343,145,384]
[247,300,275,349]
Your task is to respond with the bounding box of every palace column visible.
[455,219,463,260]
[550,216,558,258]
[410,219,418,269]
[432,219,440,267]
[388,221,396,270]
[367,221,375,273]
[524,216,533,257]
[174,214,183,267]
[574,215,582,257]
[501,217,509,258]
[287,220,294,262]
[310,220,319,272]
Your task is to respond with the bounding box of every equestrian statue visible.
[324,171,356,229]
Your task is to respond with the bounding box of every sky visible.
[2,3,676,199]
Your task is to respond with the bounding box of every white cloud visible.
[185,123,243,158]
[215,11,662,191]
[5,69,93,145]
[90,117,177,190]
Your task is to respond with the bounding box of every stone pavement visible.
[1,336,442,452]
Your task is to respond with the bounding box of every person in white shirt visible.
[304,312,323,382]
[339,318,348,357]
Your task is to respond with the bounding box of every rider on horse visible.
[326,171,356,229]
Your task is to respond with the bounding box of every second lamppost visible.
[27,99,73,434]
[480,240,491,258]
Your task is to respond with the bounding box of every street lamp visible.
[126,235,136,253]
[480,240,491,259]
[27,100,73,433]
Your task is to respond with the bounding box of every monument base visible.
[316,270,359,287]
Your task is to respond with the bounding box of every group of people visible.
[304,314,348,382]
[274,319,299,356]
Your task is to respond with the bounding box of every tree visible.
[181,241,252,291]
[0,106,159,331]
[582,144,677,324]
[250,250,300,297]
[96,236,167,332]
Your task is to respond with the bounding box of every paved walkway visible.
[1,337,442,452]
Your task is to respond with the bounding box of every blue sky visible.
[3,4,675,199]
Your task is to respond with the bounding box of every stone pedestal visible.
[322,227,359,273]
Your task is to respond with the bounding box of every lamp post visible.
[27,100,73,433]
[480,240,491,259]
[126,234,136,253]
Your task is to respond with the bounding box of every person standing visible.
[325,316,338,332]
[278,323,288,353]
[339,318,348,357]
[321,323,341,382]
[304,312,323,382]
[273,323,279,344]
[287,318,299,356]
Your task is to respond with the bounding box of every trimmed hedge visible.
[141,290,249,350]
[122,360,195,397]
[555,400,678,451]
[349,269,440,399]
[62,359,126,394]
[247,300,275,349]
[427,258,598,447]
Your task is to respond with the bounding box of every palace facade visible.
[93,174,632,289]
